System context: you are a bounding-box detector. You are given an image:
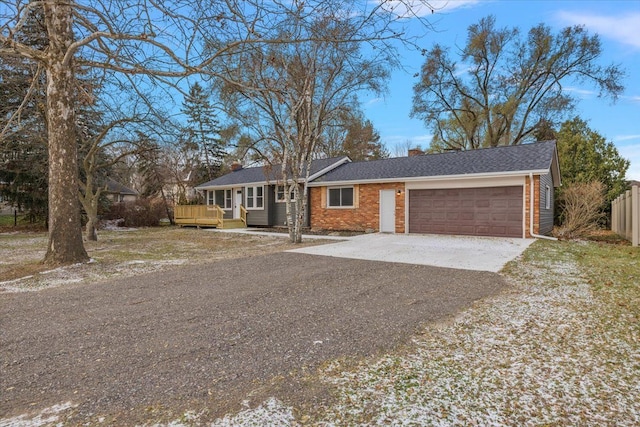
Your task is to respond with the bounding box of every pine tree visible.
[0,6,49,221]
[180,83,226,182]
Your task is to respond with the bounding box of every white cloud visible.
[563,86,597,98]
[367,97,384,106]
[556,11,640,49]
[614,134,640,142]
[376,0,482,19]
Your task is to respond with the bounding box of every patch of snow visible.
[210,399,296,427]
[0,402,75,427]
[150,399,297,427]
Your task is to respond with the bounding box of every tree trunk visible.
[81,191,100,242]
[43,2,89,265]
[85,217,98,241]
[160,187,175,226]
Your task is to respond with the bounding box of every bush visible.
[102,198,168,227]
[555,181,606,239]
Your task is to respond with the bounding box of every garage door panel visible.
[409,186,523,237]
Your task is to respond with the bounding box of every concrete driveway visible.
[289,233,534,272]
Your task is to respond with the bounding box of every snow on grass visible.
[316,242,640,426]
[146,399,297,427]
[0,402,75,427]
[0,259,190,293]
[209,399,297,427]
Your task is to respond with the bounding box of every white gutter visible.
[529,172,557,241]
[307,169,551,187]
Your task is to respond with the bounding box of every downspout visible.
[529,172,557,241]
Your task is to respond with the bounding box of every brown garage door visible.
[409,186,523,237]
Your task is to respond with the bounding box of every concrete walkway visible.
[288,233,534,272]
[206,227,352,240]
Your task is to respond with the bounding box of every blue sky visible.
[363,0,640,180]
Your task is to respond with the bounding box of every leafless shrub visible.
[103,198,167,227]
[555,181,606,239]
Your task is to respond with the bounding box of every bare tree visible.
[78,116,154,241]
[216,8,392,243]
[411,15,625,151]
[392,139,417,158]
[1,0,435,264]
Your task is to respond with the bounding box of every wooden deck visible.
[174,205,247,229]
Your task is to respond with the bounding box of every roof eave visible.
[307,156,352,182]
[307,169,553,187]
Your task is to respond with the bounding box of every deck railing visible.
[240,205,247,225]
[174,204,224,227]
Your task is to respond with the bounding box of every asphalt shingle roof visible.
[313,141,557,183]
[105,179,138,195]
[196,156,349,188]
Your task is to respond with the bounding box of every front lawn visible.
[0,227,323,292]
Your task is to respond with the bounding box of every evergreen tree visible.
[181,83,226,182]
[0,6,48,221]
[556,117,629,217]
[341,116,389,161]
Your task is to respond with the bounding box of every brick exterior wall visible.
[310,183,405,233]
[313,177,543,237]
[524,175,540,238]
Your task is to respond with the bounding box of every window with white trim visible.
[224,189,232,209]
[545,185,551,209]
[245,185,264,209]
[328,186,354,208]
[276,185,294,203]
[207,190,214,205]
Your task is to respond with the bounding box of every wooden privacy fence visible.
[612,185,639,247]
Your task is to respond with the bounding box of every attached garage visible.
[408,186,523,237]
[308,141,560,238]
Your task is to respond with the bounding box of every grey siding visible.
[273,201,289,226]
[246,185,270,226]
[539,172,554,235]
[271,185,310,227]
[212,190,233,219]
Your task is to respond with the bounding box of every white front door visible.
[234,189,243,218]
[379,189,396,233]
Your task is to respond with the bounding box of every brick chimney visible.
[230,161,243,171]
[408,148,424,157]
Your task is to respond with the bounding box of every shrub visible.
[102,198,167,227]
[555,181,606,239]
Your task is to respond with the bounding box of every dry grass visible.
[0,227,325,292]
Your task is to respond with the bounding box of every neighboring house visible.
[164,169,198,204]
[195,157,350,227]
[194,141,560,238]
[105,179,139,203]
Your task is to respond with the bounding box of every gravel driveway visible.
[1,252,505,425]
